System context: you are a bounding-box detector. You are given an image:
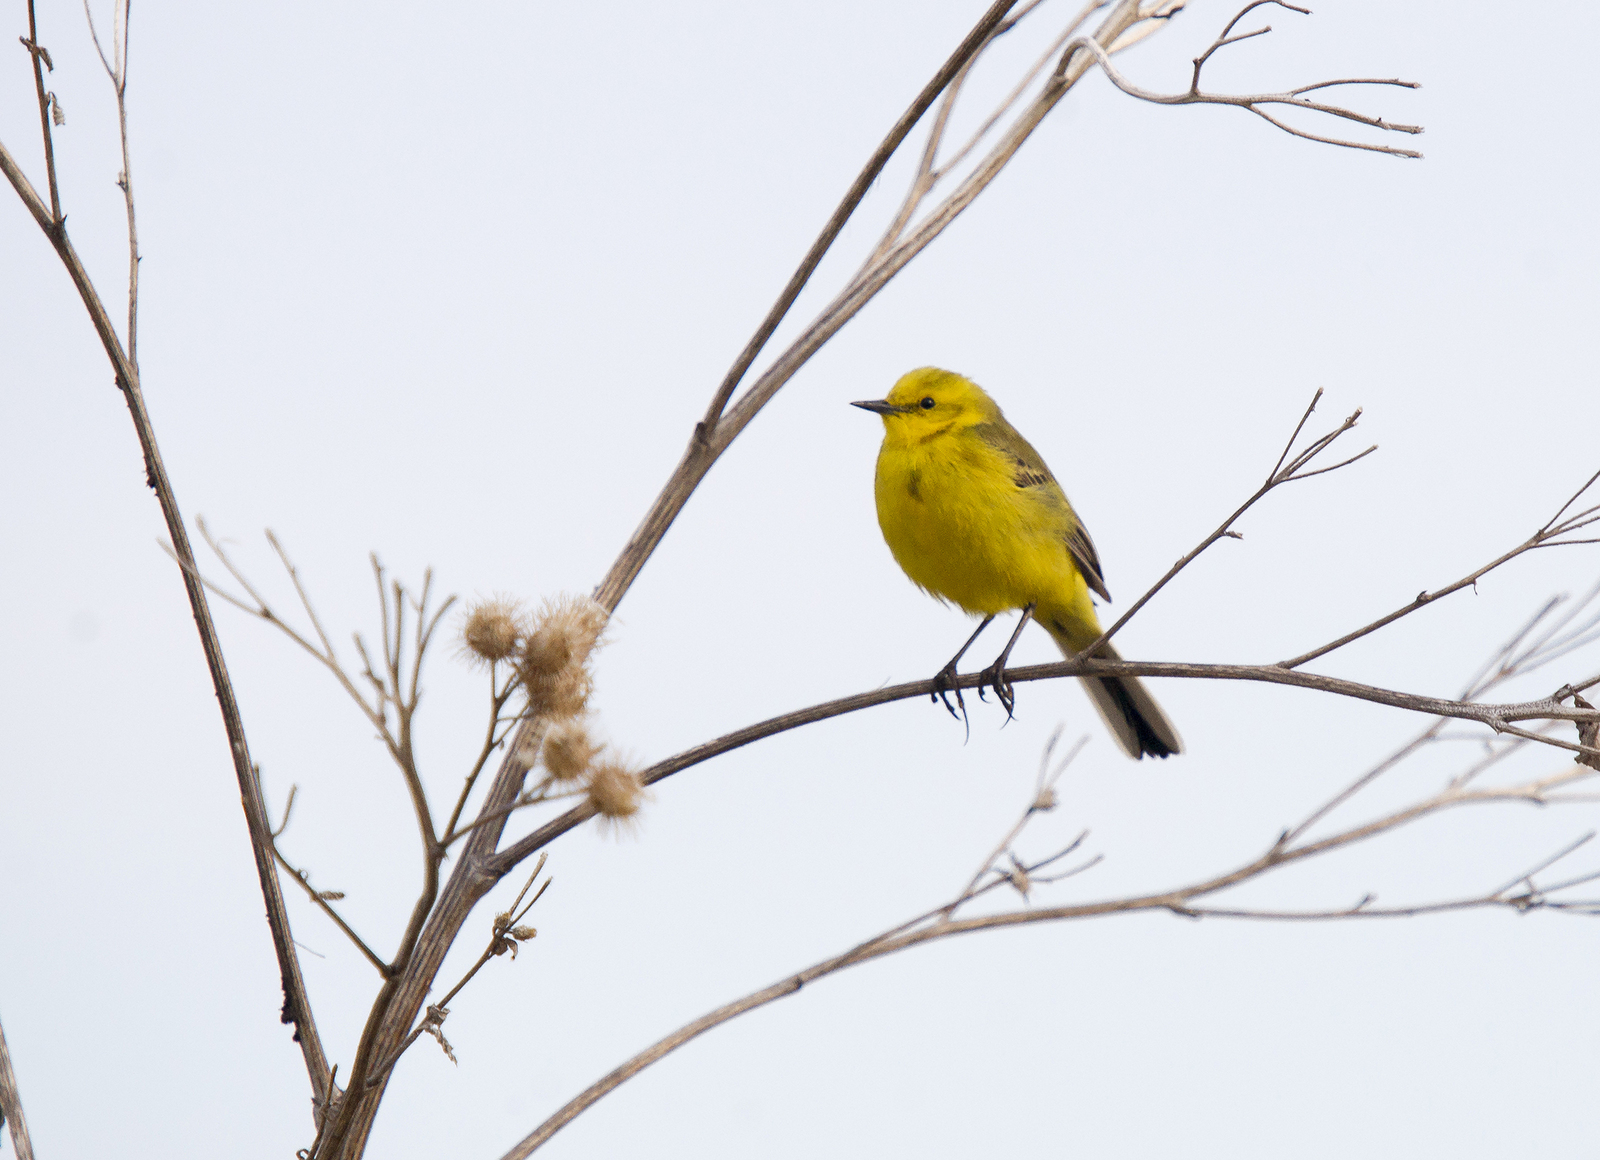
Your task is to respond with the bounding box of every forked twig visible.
[1083,2,1423,158]
[1076,388,1372,661]
[364,856,552,1091]
[267,782,390,978]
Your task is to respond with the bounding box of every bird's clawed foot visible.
[926,607,1036,729]
[975,658,1018,721]
[929,614,994,736]
[930,659,968,726]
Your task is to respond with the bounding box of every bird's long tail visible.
[1044,630,1182,760]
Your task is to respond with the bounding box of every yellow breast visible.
[873,430,1090,618]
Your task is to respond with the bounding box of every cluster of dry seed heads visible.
[461,594,645,825]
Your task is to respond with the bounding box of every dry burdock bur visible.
[541,716,648,828]
[586,757,647,828]
[463,593,647,828]
[542,718,601,782]
[460,596,527,666]
[517,595,609,720]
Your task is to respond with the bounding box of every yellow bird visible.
[853,367,1182,759]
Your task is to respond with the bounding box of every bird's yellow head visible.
[851,367,1000,446]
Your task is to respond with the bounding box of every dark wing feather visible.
[1064,519,1111,602]
[974,418,1113,602]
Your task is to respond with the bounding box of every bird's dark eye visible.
[919,396,936,410]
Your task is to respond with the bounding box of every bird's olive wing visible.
[1064,519,1111,603]
[975,419,1112,602]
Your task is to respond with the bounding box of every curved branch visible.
[1,81,330,1109]
[487,657,1600,879]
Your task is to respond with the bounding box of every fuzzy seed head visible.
[542,719,599,782]
[586,759,646,826]
[518,595,609,718]
[461,596,526,666]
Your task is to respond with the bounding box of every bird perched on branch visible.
[853,367,1181,759]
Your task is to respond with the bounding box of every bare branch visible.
[442,674,523,842]
[0,1011,36,1160]
[185,525,390,739]
[500,723,1599,1157]
[487,652,1600,883]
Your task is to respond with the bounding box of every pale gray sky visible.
[3,2,1599,1157]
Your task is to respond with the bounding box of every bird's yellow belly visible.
[874,440,1090,620]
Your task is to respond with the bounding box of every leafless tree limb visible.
[501,690,1599,1156]
[485,658,1600,883]
[0,1011,36,1160]
[1,8,330,1100]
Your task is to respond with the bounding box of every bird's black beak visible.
[851,398,908,415]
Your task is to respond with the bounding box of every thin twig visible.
[88,0,141,364]
[442,674,521,841]
[1279,470,1600,670]
[270,824,390,977]
[1072,13,1423,158]
[363,857,551,1092]
[23,0,60,224]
